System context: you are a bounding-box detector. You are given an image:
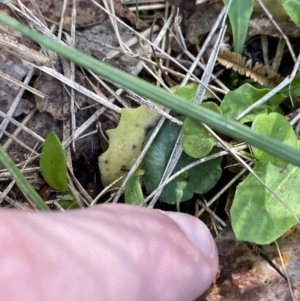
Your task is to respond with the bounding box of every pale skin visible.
[0,204,218,301]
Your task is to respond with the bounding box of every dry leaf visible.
[76,18,142,73]
[20,0,107,29]
[113,0,148,30]
[0,5,40,120]
[262,225,300,293]
[0,53,34,121]
[248,13,300,38]
[18,0,148,30]
[182,3,220,45]
[33,71,65,120]
[5,111,63,165]
[198,224,299,301]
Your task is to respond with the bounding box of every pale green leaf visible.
[220,83,285,123]
[173,83,198,102]
[231,160,300,244]
[98,106,160,187]
[172,83,214,102]
[251,113,298,166]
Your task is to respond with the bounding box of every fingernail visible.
[164,212,217,259]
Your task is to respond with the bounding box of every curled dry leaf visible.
[33,71,65,120]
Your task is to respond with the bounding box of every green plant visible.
[40,131,69,192]
[231,113,300,244]
[0,145,49,210]
[223,0,253,54]
[1,13,300,244]
[0,14,299,166]
[223,0,300,53]
[142,84,300,244]
[143,119,222,204]
[282,0,300,27]
[40,131,78,209]
[124,169,144,205]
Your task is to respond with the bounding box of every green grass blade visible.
[0,145,49,211]
[135,0,139,28]
[1,13,300,166]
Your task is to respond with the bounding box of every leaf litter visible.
[0,0,300,299]
[19,0,107,29]
[19,0,148,29]
[197,223,300,301]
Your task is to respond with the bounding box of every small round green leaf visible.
[40,131,68,192]
[173,83,198,102]
[251,113,298,166]
[59,194,80,209]
[172,83,214,102]
[182,102,221,158]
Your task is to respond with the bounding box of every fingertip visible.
[163,212,218,260]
